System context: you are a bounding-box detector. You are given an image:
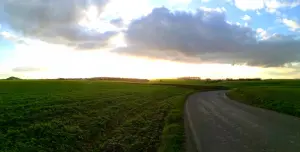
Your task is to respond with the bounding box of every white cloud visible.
[167,0,193,11]
[168,0,192,5]
[256,28,264,33]
[234,0,264,10]
[199,6,226,12]
[256,10,261,15]
[265,7,282,16]
[12,67,46,72]
[234,0,300,11]
[264,0,300,9]
[282,18,300,31]
[264,0,283,8]
[100,0,154,23]
[241,15,251,21]
[265,7,277,13]
[1,31,15,39]
[0,31,27,44]
[263,0,300,15]
[256,28,269,40]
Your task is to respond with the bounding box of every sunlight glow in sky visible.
[0,0,300,79]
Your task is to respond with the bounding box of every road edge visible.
[185,93,202,152]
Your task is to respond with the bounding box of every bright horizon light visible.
[0,40,268,80]
[0,36,298,80]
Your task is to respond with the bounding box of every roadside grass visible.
[158,92,191,152]
[0,80,194,152]
[151,78,300,150]
[227,87,300,117]
[157,85,227,152]
[151,78,300,118]
[150,79,300,88]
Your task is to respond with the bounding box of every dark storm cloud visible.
[0,0,115,48]
[115,7,300,67]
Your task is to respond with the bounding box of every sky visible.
[0,0,300,79]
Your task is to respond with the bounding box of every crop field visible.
[2,79,300,152]
[0,80,194,152]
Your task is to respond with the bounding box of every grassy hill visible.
[5,76,21,80]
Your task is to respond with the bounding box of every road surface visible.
[185,91,300,152]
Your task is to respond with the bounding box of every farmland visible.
[152,79,300,117]
[0,80,195,152]
[227,87,300,117]
[1,79,300,152]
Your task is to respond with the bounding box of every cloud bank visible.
[1,1,300,68]
[0,0,117,48]
[115,7,300,67]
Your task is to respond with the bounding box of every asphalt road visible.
[185,91,300,152]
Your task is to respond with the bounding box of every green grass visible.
[227,87,300,117]
[150,78,300,88]
[2,79,300,151]
[0,80,194,152]
[151,79,300,118]
[158,96,187,152]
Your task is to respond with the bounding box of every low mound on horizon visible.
[5,76,21,80]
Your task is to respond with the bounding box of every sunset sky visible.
[1,0,300,79]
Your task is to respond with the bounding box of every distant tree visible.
[86,77,149,82]
[238,78,261,81]
[6,76,21,80]
[178,76,201,80]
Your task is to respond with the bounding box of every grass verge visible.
[227,87,300,117]
[157,85,227,152]
[158,94,191,152]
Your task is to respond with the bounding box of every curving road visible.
[185,91,300,152]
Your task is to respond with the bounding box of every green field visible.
[1,79,300,152]
[228,87,300,117]
[150,78,300,88]
[0,80,197,152]
[152,79,300,117]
